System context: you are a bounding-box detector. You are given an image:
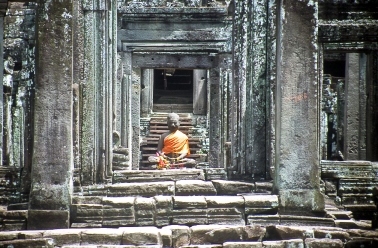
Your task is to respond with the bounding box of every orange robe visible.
[162,130,190,156]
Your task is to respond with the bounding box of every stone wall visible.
[2,2,36,204]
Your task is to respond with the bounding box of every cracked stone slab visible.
[174,196,207,209]
[175,180,217,195]
[212,180,255,195]
[107,181,175,196]
[121,226,162,246]
[113,169,205,183]
[205,196,244,208]
[243,195,279,215]
[81,228,123,245]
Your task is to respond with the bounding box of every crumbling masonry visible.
[0,0,377,247]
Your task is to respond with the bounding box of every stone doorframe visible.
[119,49,232,170]
[320,42,378,161]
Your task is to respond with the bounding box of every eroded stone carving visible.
[121,0,227,8]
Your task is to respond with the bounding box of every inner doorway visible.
[153,69,194,113]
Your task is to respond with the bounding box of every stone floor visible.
[0,169,377,247]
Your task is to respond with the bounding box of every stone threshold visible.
[0,225,377,247]
[74,179,273,197]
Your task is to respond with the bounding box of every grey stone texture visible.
[0,0,377,245]
[274,0,324,213]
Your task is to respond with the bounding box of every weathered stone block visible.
[205,196,244,208]
[243,195,278,215]
[305,238,343,248]
[279,215,335,227]
[72,196,103,204]
[81,185,108,196]
[81,228,123,245]
[162,225,190,248]
[174,196,207,209]
[321,161,374,179]
[154,196,173,226]
[0,238,54,247]
[17,230,44,239]
[135,197,156,226]
[266,225,314,240]
[113,169,205,183]
[172,209,208,225]
[107,181,175,196]
[279,189,325,213]
[176,180,216,195]
[190,225,243,244]
[71,223,102,228]
[342,194,374,205]
[204,168,227,180]
[159,227,172,247]
[326,210,353,220]
[283,239,303,248]
[0,210,27,219]
[102,197,135,226]
[335,220,359,229]
[313,228,350,241]
[223,242,262,248]
[207,208,244,225]
[43,229,81,246]
[262,240,285,248]
[212,180,255,195]
[345,238,378,248]
[121,226,162,245]
[247,214,280,226]
[70,204,103,223]
[27,210,69,230]
[0,230,19,241]
[255,182,273,193]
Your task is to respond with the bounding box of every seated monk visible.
[149,113,196,168]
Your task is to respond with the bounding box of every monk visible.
[149,113,196,168]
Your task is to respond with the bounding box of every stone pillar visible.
[29,0,73,229]
[209,67,221,168]
[141,69,153,117]
[0,14,3,165]
[274,0,324,214]
[344,53,367,160]
[231,0,271,179]
[131,67,141,169]
[193,69,207,115]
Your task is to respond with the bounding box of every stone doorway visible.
[321,52,378,161]
[153,69,194,113]
[139,68,210,169]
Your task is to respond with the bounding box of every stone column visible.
[131,67,141,169]
[274,0,324,214]
[344,53,367,160]
[209,67,221,168]
[29,0,73,229]
[141,69,153,117]
[0,14,3,165]
[193,69,207,115]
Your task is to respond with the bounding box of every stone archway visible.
[122,52,229,170]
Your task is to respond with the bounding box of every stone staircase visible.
[1,169,377,247]
[140,113,206,169]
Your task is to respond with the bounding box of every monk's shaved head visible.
[167,113,180,132]
[167,113,180,121]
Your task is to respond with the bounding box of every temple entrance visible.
[153,69,194,113]
[321,52,378,161]
[139,68,209,169]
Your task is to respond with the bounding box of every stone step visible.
[112,169,228,182]
[112,169,206,182]
[0,225,377,247]
[77,178,270,196]
[70,194,280,228]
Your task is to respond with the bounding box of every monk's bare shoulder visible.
[160,131,171,140]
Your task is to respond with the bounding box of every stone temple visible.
[0,0,377,247]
